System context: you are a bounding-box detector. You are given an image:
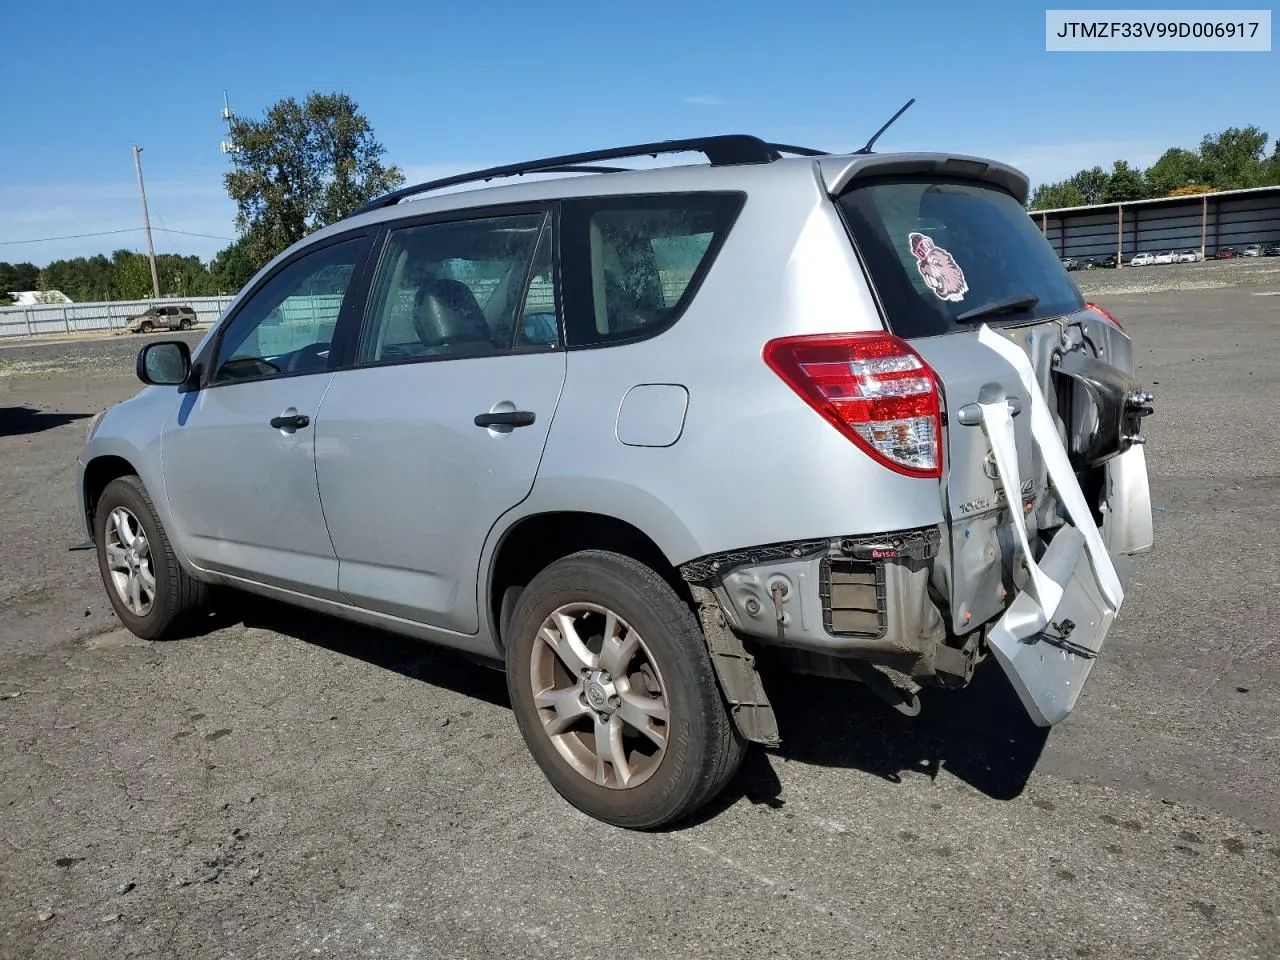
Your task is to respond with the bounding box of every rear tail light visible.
[762,332,942,478]
[1086,301,1123,331]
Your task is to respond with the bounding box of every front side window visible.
[211,237,365,383]
[359,212,553,363]
[564,194,742,347]
[836,178,1085,339]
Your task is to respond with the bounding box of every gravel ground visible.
[1073,256,1280,297]
[1,295,1277,960]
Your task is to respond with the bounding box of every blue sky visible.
[1,0,1276,266]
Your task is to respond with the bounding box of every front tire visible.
[139,320,153,334]
[94,475,206,640]
[505,550,745,830]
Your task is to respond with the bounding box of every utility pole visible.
[132,145,161,300]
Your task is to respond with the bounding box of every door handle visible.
[474,410,536,428]
[270,413,311,429]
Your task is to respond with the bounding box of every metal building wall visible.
[1033,188,1280,262]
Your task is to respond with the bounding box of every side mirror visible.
[137,341,192,386]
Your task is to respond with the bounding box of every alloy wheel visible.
[103,506,156,616]
[530,602,669,789]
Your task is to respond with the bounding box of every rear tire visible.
[178,319,191,330]
[505,550,745,830]
[94,475,206,640]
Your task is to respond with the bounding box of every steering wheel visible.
[285,341,331,373]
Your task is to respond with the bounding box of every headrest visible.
[412,277,489,347]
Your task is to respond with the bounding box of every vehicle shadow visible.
[197,594,1047,824]
[197,593,510,709]
[768,666,1049,798]
[0,406,91,437]
[674,665,1050,827]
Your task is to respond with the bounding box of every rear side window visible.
[562,193,743,347]
[836,178,1084,339]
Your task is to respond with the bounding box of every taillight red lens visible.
[762,332,942,478]
[1086,301,1123,331]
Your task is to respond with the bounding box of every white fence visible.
[256,295,344,356]
[0,296,236,339]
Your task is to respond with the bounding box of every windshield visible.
[836,177,1084,339]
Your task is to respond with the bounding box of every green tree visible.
[224,91,404,270]
[1029,181,1085,210]
[1199,126,1270,189]
[40,257,95,301]
[1267,140,1280,187]
[1103,160,1146,203]
[111,250,156,300]
[210,236,258,294]
[1067,166,1110,205]
[1145,147,1204,197]
[0,261,41,293]
[153,253,219,297]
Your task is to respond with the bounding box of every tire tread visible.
[96,475,206,640]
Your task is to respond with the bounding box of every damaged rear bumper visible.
[680,324,1153,737]
[680,419,1151,735]
[679,527,966,682]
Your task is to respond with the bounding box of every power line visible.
[0,226,235,247]
[0,228,140,246]
[154,228,236,241]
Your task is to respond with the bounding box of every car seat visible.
[411,277,493,349]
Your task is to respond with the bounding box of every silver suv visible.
[76,134,1155,829]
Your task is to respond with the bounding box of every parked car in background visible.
[1264,243,1280,257]
[1091,253,1117,269]
[125,304,198,334]
[1241,244,1263,257]
[1152,251,1176,265]
[1174,250,1201,263]
[1061,256,1081,271]
[75,134,1155,829]
[1129,252,1157,266]
[1213,247,1239,259]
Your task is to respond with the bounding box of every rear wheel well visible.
[84,456,138,534]
[489,512,692,654]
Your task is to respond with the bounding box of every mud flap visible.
[690,585,781,747]
[975,325,1126,727]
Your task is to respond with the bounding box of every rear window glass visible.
[836,178,1084,338]
[563,193,743,348]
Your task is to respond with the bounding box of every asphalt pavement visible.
[1,291,1277,960]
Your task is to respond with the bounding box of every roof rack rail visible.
[352,135,828,216]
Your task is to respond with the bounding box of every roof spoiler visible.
[817,153,1031,206]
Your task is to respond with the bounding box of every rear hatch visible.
[830,170,1153,724]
